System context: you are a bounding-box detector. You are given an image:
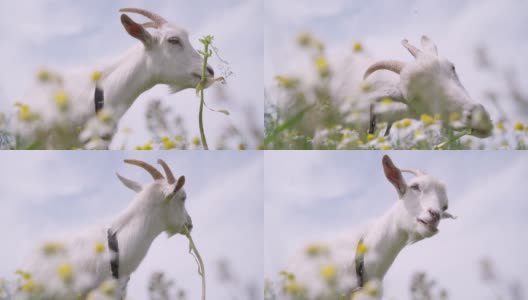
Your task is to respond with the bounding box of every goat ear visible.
[382,155,407,196]
[420,35,438,55]
[121,14,153,47]
[174,176,185,193]
[116,172,142,193]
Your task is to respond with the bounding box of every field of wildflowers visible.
[265,33,528,150]
[264,245,521,300]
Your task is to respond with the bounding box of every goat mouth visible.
[468,128,492,138]
[191,73,213,81]
[417,218,438,232]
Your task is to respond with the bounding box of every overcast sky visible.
[0,0,263,149]
[0,151,263,299]
[265,0,528,121]
[264,151,528,299]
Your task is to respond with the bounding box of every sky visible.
[265,0,528,122]
[0,151,263,300]
[0,0,263,149]
[264,151,528,299]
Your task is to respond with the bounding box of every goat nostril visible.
[206,65,214,77]
[429,209,439,220]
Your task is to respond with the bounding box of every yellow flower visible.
[414,129,423,136]
[42,242,64,255]
[37,69,51,83]
[95,243,105,254]
[238,144,246,150]
[353,42,363,52]
[380,145,390,150]
[16,270,32,280]
[381,97,393,104]
[364,280,380,296]
[514,122,524,131]
[161,136,176,150]
[256,144,266,150]
[191,137,201,146]
[21,279,39,292]
[394,122,403,129]
[135,141,153,150]
[15,102,38,122]
[402,119,412,128]
[54,91,69,111]
[279,271,295,282]
[496,122,504,130]
[357,241,368,254]
[57,263,73,283]
[377,136,385,143]
[450,112,460,122]
[91,71,102,82]
[305,244,328,257]
[320,265,337,283]
[283,281,304,295]
[274,75,299,89]
[315,56,330,77]
[360,83,371,92]
[297,32,313,47]
[357,140,364,145]
[420,114,435,127]
[367,134,375,142]
[96,111,113,124]
[99,280,115,296]
[175,135,184,142]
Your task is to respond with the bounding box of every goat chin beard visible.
[165,226,183,238]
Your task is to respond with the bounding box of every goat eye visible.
[443,205,448,211]
[410,184,420,192]
[168,37,182,47]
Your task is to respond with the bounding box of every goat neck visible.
[109,193,165,276]
[361,202,410,281]
[98,45,157,121]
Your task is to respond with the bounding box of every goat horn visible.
[174,176,185,193]
[400,169,425,176]
[363,60,404,80]
[157,159,175,184]
[124,159,164,181]
[119,8,168,28]
[142,22,157,29]
[401,39,421,58]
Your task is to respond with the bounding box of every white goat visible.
[13,159,192,300]
[340,35,493,137]
[14,8,216,149]
[283,155,456,298]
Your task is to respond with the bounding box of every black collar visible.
[354,238,366,289]
[94,86,104,114]
[107,229,119,279]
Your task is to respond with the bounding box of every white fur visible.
[284,155,456,298]
[338,35,493,137]
[13,160,192,300]
[13,8,215,148]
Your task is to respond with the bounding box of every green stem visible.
[433,129,470,149]
[199,89,208,150]
[198,37,212,150]
[184,225,206,300]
